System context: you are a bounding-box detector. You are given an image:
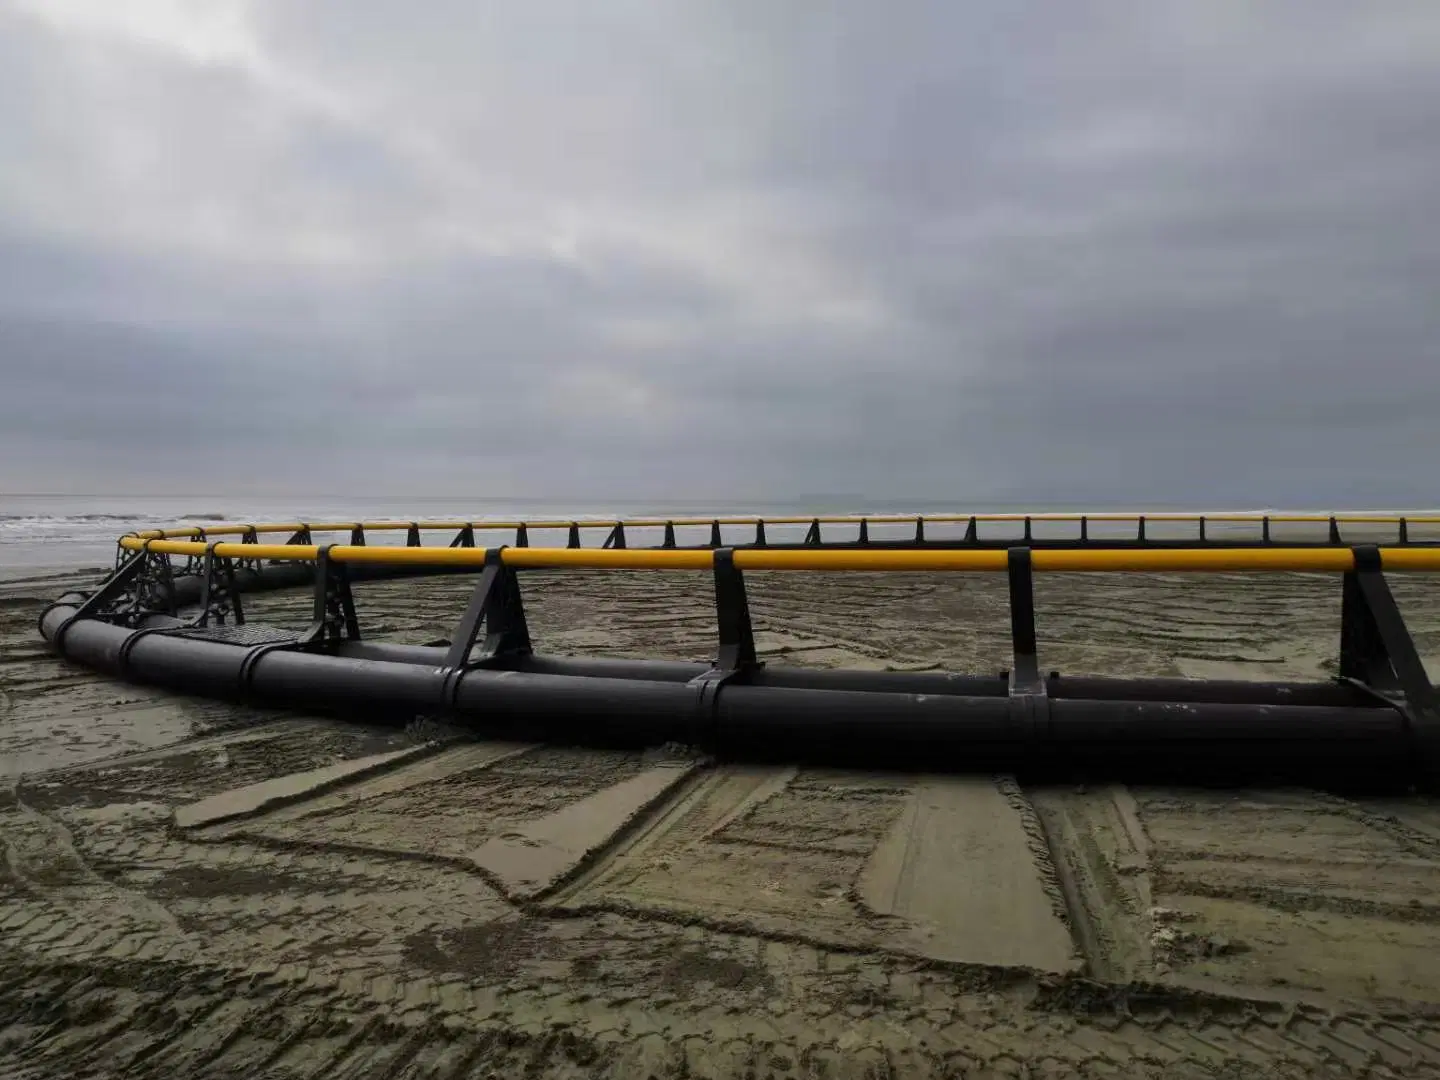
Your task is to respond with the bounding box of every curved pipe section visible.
[39,598,1419,789]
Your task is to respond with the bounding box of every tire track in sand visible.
[553,765,1079,973]
[857,775,1077,971]
[1029,783,1155,983]
[9,943,1440,1079]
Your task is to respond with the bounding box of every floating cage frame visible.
[37,512,1440,792]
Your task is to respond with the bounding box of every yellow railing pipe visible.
[115,535,1440,572]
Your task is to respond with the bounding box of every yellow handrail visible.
[114,535,1440,573]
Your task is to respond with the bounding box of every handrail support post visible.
[1340,544,1440,781]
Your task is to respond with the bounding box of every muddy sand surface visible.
[5,565,1440,1078]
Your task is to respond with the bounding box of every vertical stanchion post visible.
[1023,516,1032,543]
[1006,546,1049,747]
[859,519,869,545]
[686,548,760,751]
[443,548,532,670]
[1262,516,1272,544]
[805,519,821,545]
[710,520,723,548]
[1007,547,1041,693]
[1328,517,1341,544]
[1137,515,1146,543]
[515,523,530,548]
[1339,544,1440,783]
[755,520,767,547]
[302,546,360,646]
[1198,517,1206,543]
[1340,559,1393,690]
[964,517,977,543]
[1400,518,1410,545]
[567,523,581,549]
[451,525,475,548]
[350,525,367,546]
[914,517,925,545]
[406,522,421,547]
[663,522,676,548]
[1080,516,1089,544]
[196,543,244,628]
[240,526,260,573]
[711,548,757,672]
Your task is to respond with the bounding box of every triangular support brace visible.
[1340,544,1440,782]
[443,549,533,671]
[298,546,360,647]
[686,548,760,749]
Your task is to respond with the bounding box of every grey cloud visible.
[1,1,1439,507]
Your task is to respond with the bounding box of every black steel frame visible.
[41,535,1440,791]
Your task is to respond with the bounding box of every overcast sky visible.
[3,2,1439,506]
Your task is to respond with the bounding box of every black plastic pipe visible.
[328,643,1374,708]
[38,600,1417,788]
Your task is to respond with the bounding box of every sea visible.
[1,493,1434,576]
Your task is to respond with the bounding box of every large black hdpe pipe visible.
[39,598,1419,790]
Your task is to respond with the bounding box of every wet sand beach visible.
[5,564,1440,1078]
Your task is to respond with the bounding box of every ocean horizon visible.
[3,492,1436,574]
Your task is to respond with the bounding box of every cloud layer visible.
[4,1,1439,505]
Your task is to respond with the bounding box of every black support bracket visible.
[441,549,533,709]
[87,543,179,629]
[47,548,149,652]
[443,548,533,670]
[115,534,137,573]
[1340,544,1440,779]
[687,548,761,747]
[193,544,245,628]
[298,546,360,647]
[237,527,261,573]
[1007,547,1051,744]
